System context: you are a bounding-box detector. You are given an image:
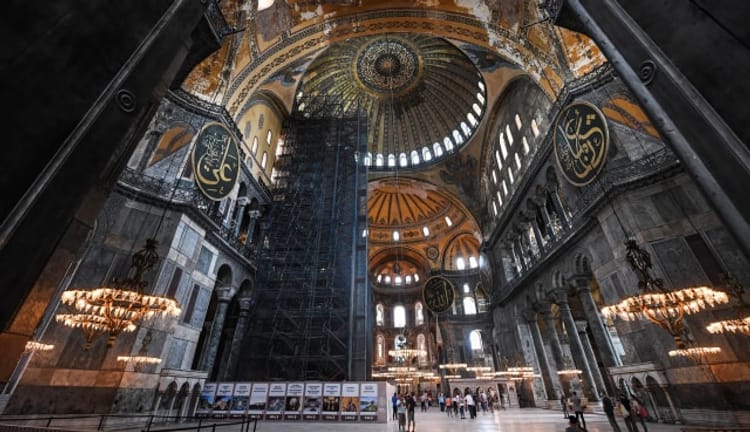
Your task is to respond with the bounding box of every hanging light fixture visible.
[601,239,727,356]
[706,273,750,336]
[24,341,54,353]
[57,239,181,349]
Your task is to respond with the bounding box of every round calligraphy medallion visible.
[191,122,240,201]
[422,276,455,314]
[554,101,610,187]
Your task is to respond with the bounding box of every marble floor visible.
[135,408,684,432]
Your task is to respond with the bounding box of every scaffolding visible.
[238,112,370,381]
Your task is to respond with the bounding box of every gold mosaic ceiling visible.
[296,34,486,169]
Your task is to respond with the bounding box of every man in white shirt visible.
[465,391,476,419]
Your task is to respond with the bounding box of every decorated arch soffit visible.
[181,1,606,115]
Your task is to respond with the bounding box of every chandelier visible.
[24,341,54,353]
[706,274,750,336]
[438,362,467,370]
[57,239,181,349]
[601,240,728,352]
[117,355,162,365]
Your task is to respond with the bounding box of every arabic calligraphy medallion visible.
[554,101,610,187]
[192,123,240,201]
[423,276,455,314]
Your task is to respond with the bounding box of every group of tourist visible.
[392,392,417,432]
[562,391,649,432]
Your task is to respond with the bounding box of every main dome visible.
[295,35,486,170]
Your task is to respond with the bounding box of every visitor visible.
[602,394,621,432]
[392,392,399,421]
[445,393,453,416]
[465,389,477,419]
[406,392,416,432]
[570,391,586,430]
[438,392,445,412]
[566,415,584,432]
[619,394,639,432]
[397,396,406,431]
[480,390,488,414]
[561,394,569,418]
[420,391,428,412]
[631,397,648,432]
[455,391,465,419]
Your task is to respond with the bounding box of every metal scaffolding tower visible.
[237,113,370,381]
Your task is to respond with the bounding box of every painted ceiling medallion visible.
[355,38,421,96]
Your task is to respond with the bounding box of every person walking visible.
[561,394,570,418]
[392,392,399,421]
[480,390,488,414]
[631,397,648,432]
[570,391,586,430]
[619,394,639,432]
[603,394,622,432]
[438,392,445,412]
[397,396,407,431]
[456,392,465,419]
[406,392,416,432]
[465,390,477,419]
[445,393,453,417]
[566,415,585,432]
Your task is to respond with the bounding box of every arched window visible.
[433,142,444,157]
[463,297,477,315]
[377,334,385,364]
[266,129,273,145]
[515,113,523,130]
[469,329,483,350]
[492,201,498,216]
[261,152,268,169]
[456,257,466,270]
[411,150,420,165]
[417,334,427,365]
[415,302,424,325]
[251,136,259,155]
[422,147,432,161]
[388,154,396,167]
[443,137,454,151]
[376,154,384,167]
[376,304,384,326]
[531,119,541,137]
[515,153,522,171]
[500,134,508,159]
[505,125,514,146]
[364,152,372,166]
[476,92,485,105]
[492,169,497,184]
[522,137,530,155]
[393,305,406,328]
[495,150,502,169]
[399,153,408,167]
[508,167,515,184]
[469,256,478,268]
[452,129,464,145]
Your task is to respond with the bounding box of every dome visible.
[295,34,486,170]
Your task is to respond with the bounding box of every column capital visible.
[238,296,254,312]
[215,285,236,302]
[575,320,588,333]
[548,288,569,306]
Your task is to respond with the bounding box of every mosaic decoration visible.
[355,37,421,95]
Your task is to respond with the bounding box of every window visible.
[422,226,430,237]
[196,246,214,275]
[531,119,540,137]
[506,125,514,146]
[415,302,424,325]
[452,130,464,145]
[515,113,523,130]
[502,180,508,196]
[456,257,466,270]
[467,113,478,127]
[515,153,522,171]
[476,92,485,105]
[444,137,454,151]
[469,256,478,268]
[399,153,408,167]
[496,191,503,206]
[388,154,396,167]
[364,152,372,166]
[495,150,503,169]
[394,275,403,285]
[478,81,485,92]
[469,329,483,350]
[266,129,272,145]
[422,147,432,161]
[182,284,201,324]
[414,274,419,282]
[166,267,183,298]
[445,216,453,227]
[377,335,385,364]
[433,142,444,157]
[472,103,482,116]
[463,283,470,294]
[411,150,420,165]
[417,334,428,365]
[492,170,497,184]
[522,137,530,155]
[500,134,508,159]
[376,154,384,167]
[508,167,514,184]
[492,201,498,216]
[261,152,268,169]
[251,136,258,155]
[376,304,384,326]
[393,230,400,241]
[405,275,412,284]
[463,297,477,315]
[393,305,406,328]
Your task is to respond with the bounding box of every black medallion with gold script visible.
[192,122,240,201]
[422,276,455,314]
[554,101,610,187]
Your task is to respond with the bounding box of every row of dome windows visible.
[489,113,542,217]
[374,329,484,363]
[375,296,483,327]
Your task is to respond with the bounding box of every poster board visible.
[359,382,378,421]
[196,383,217,417]
[303,383,322,420]
[284,382,304,420]
[248,383,268,420]
[266,383,287,420]
[230,383,251,417]
[321,383,341,421]
[341,383,360,421]
[212,383,234,418]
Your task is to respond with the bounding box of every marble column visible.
[222,296,253,380]
[539,303,570,393]
[576,321,608,396]
[557,297,600,401]
[530,218,547,251]
[574,278,621,366]
[548,189,571,227]
[527,310,561,399]
[661,384,682,424]
[233,198,249,237]
[201,285,235,378]
[539,201,556,240]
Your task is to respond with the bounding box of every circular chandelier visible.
[117,355,162,365]
[388,348,426,359]
[668,346,721,358]
[601,240,728,352]
[438,363,467,370]
[706,274,750,337]
[24,341,54,353]
[57,239,181,349]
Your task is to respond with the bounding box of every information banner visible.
[284,382,304,420]
[230,383,251,417]
[266,383,287,420]
[212,383,234,418]
[341,383,360,421]
[359,382,378,421]
[196,383,217,417]
[303,383,322,420]
[248,383,268,419]
[322,383,341,421]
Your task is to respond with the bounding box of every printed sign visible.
[423,276,455,313]
[554,101,610,186]
[303,383,323,420]
[212,383,234,418]
[196,383,217,417]
[230,383,251,417]
[191,122,240,201]
[341,383,360,421]
[322,383,341,421]
[284,382,304,420]
[359,383,378,421]
[248,383,268,419]
[266,383,287,420]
